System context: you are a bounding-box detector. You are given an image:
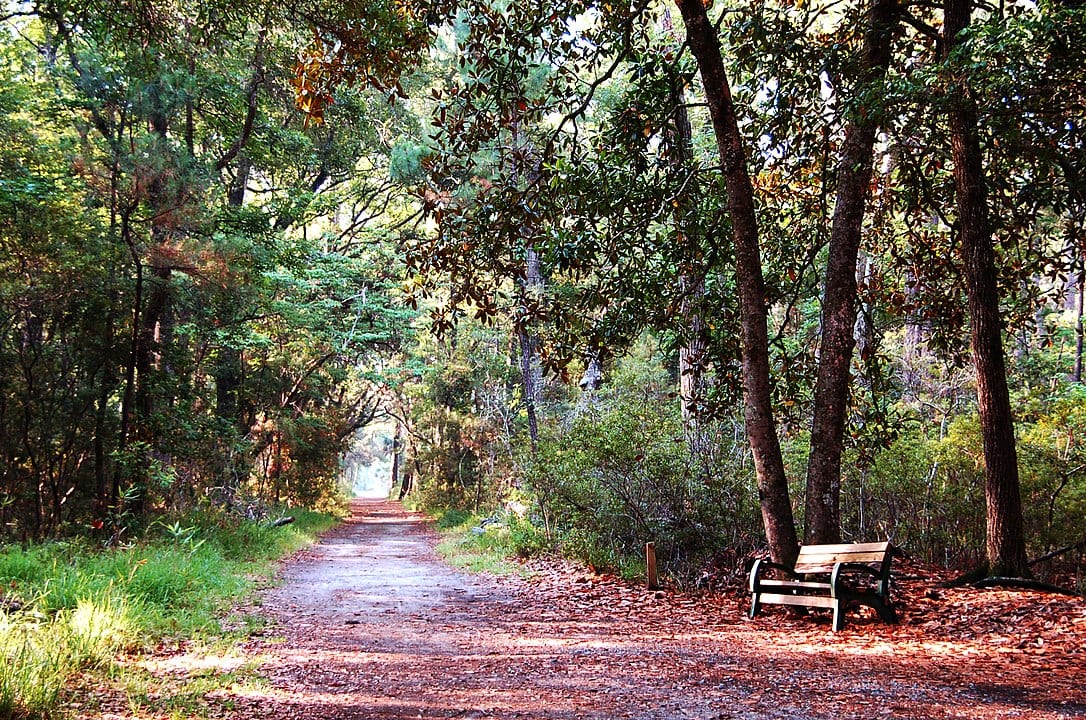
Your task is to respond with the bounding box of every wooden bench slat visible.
[795,541,891,554]
[794,558,886,573]
[796,551,889,564]
[755,593,839,609]
[796,550,890,563]
[756,580,831,591]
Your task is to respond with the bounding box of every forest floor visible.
[84,499,1085,720]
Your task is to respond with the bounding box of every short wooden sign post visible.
[646,541,659,590]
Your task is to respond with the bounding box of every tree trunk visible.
[804,0,898,545]
[667,63,711,463]
[511,115,544,451]
[677,272,709,432]
[135,105,175,437]
[517,242,544,451]
[944,0,1030,578]
[216,155,251,432]
[116,209,140,509]
[517,322,542,450]
[94,296,118,512]
[1074,259,1084,382]
[675,0,798,566]
[390,421,402,497]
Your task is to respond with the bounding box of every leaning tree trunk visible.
[676,0,799,566]
[804,0,899,545]
[944,0,1030,578]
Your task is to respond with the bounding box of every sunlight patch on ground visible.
[135,649,250,675]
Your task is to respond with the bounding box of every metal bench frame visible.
[749,541,898,631]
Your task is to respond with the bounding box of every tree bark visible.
[511,114,544,452]
[667,64,711,463]
[134,102,175,450]
[944,0,1030,578]
[390,421,402,496]
[215,156,251,431]
[675,0,798,566]
[804,0,899,545]
[516,248,543,450]
[1074,259,1084,382]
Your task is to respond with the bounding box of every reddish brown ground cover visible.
[75,499,1086,720]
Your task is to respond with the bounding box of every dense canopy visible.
[1,0,1085,586]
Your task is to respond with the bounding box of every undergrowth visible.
[0,507,337,720]
[433,510,538,577]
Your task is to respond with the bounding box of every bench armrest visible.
[749,558,800,592]
[830,561,893,599]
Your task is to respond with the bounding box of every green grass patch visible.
[119,645,267,720]
[432,511,533,576]
[0,506,336,720]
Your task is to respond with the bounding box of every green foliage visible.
[0,3,420,540]
[1017,387,1086,554]
[505,514,550,558]
[434,509,474,530]
[0,508,335,719]
[398,319,523,512]
[433,514,526,576]
[522,354,762,579]
[834,420,985,567]
[1,0,1084,608]
[833,390,1086,576]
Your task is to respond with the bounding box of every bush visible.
[836,393,1086,578]
[523,388,761,581]
[837,420,985,568]
[507,515,550,558]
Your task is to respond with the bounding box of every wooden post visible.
[646,542,659,590]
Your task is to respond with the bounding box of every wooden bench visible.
[748,541,898,631]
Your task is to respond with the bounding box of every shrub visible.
[838,420,985,568]
[523,389,761,580]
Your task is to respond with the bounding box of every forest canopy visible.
[1,0,1084,587]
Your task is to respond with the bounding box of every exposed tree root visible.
[971,577,1081,596]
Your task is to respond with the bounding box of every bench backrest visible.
[793,541,893,574]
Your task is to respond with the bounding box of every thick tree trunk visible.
[675,0,798,565]
[944,0,1030,578]
[804,0,898,545]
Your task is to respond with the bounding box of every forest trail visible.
[219,500,1086,720]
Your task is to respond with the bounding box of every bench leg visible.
[750,593,761,619]
[873,599,897,624]
[832,600,845,631]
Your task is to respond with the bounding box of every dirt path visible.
[221,499,1086,720]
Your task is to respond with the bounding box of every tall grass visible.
[0,507,336,719]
